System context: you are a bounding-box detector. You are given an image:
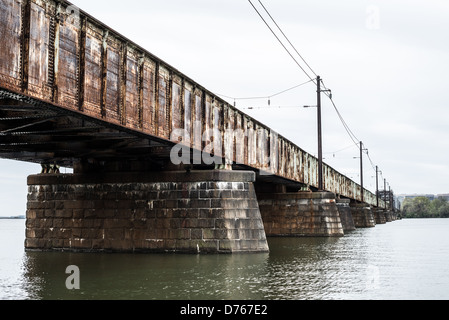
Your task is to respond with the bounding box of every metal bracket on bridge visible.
[41,164,60,174]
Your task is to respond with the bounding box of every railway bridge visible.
[0,0,397,253]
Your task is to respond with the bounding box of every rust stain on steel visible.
[142,57,156,134]
[124,45,140,129]
[182,81,192,147]
[77,15,86,112]
[56,5,80,109]
[105,34,121,125]
[170,75,182,137]
[20,0,31,93]
[0,0,23,91]
[99,29,108,118]
[118,42,127,125]
[83,21,102,117]
[0,0,385,207]
[192,90,202,151]
[156,65,169,139]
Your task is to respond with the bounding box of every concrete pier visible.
[374,209,387,225]
[385,210,394,222]
[25,170,269,254]
[350,203,376,228]
[336,199,356,232]
[258,191,344,237]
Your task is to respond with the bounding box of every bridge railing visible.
[0,0,384,207]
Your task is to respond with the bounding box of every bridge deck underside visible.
[0,96,173,168]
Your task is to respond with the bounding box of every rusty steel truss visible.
[0,0,384,206]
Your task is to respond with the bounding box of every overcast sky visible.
[1,0,448,216]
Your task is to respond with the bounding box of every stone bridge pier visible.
[374,208,387,225]
[255,183,345,237]
[25,169,269,254]
[349,202,376,228]
[25,168,392,254]
[336,199,356,232]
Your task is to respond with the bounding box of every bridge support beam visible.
[258,191,344,237]
[336,198,356,232]
[25,170,269,254]
[349,203,376,228]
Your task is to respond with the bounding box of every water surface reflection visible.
[4,219,449,300]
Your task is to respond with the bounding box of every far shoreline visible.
[0,216,25,220]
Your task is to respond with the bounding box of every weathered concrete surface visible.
[350,203,376,228]
[384,211,394,222]
[336,199,356,232]
[25,170,269,254]
[374,209,387,225]
[258,192,344,237]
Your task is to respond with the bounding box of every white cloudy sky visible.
[1,0,448,216]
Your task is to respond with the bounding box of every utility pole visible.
[317,76,323,191]
[376,166,379,208]
[389,186,393,211]
[306,76,330,191]
[360,141,364,203]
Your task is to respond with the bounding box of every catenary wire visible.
[247,0,389,190]
[257,0,318,79]
[217,79,314,101]
[247,0,316,84]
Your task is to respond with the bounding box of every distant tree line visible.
[402,197,449,218]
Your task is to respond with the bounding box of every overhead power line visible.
[248,0,360,149]
[327,95,360,147]
[319,78,360,147]
[248,0,361,151]
[324,144,358,155]
[242,105,304,110]
[247,0,316,83]
[247,0,391,192]
[217,79,314,102]
[256,0,318,79]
